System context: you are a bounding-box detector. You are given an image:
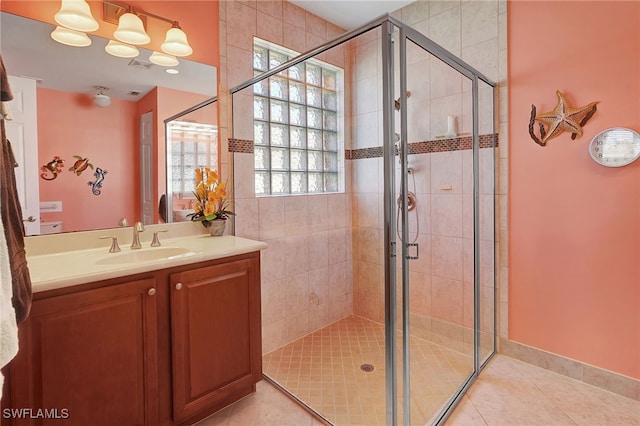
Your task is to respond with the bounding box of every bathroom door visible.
[140,111,154,225]
[5,75,39,235]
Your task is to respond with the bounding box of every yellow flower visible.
[214,182,227,198]
[190,167,234,224]
[204,201,215,216]
[195,183,206,199]
[207,169,220,185]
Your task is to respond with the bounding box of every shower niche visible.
[230,14,496,426]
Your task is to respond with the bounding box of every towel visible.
[0,102,12,121]
[0,55,32,324]
[0,56,11,102]
[0,195,18,401]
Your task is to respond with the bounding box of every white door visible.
[140,111,154,225]
[5,76,39,235]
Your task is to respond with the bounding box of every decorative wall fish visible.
[87,167,107,196]
[40,156,64,181]
[68,155,94,176]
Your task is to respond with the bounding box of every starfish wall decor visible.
[529,90,598,147]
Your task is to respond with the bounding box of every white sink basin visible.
[95,247,196,265]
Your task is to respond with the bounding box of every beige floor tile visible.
[465,378,578,425]
[262,315,476,425]
[444,395,488,425]
[195,380,318,426]
[198,335,640,426]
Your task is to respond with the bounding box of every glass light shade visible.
[50,26,91,47]
[149,51,179,67]
[113,13,150,45]
[54,0,99,32]
[161,27,193,57]
[93,93,111,108]
[105,40,139,58]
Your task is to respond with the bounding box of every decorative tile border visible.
[347,134,499,159]
[229,134,499,158]
[229,138,254,153]
[345,146,383,160]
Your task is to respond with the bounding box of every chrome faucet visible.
[131,222,145,249]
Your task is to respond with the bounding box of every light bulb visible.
[149,51,179,67]
[54,0,99,32]
[105,40,139,58]
[161,26,193,57]
[51,26,91,47]
[114,12,150,45]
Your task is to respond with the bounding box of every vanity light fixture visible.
[54,0,99,32]
[105,40,139,58]
[104,1,193,57]
[161,23,193,57]
[93,86,111,108]
[113,9,151,45]
[51,0,194,59]
[149,51,179,67]
[50,26,92,47]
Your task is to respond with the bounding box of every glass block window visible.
[253,40,344,196]
[168,121,218,197]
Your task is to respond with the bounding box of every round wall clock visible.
[588,127,640,167]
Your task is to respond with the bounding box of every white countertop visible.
[27,234,267,293]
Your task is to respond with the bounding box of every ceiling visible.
[290,0,413,30]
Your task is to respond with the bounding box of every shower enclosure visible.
[230,15,496,426]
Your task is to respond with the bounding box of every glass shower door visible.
[386,22,496,425]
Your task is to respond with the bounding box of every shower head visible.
[394,91,412,110]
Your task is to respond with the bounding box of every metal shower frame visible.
[230,13,497,426]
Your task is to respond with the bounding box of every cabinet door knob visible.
[175,283,183,290]
[148,288,156,296]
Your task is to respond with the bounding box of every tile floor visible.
[261,315,474,425]
[197,354,640,426]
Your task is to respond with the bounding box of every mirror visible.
[0,7,217,234]
[164,97,219,223]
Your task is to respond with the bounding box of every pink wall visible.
[38,88,139,231]
[509,1,640,378]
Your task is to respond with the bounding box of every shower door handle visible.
[406,243,419,260]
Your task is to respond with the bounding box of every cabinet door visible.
[8,278,158,426]
[170,255,261,423]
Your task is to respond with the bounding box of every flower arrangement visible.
[188,167,234,227]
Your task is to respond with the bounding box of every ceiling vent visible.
[127,59,153,70]
[128,90,142,97]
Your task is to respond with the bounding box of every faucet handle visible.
[99,236,121,253]
[151,230,168,247]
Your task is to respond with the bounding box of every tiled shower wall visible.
[219,0,508,355]
[219,0,354,354]
[350,1,505,353]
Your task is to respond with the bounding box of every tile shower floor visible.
[261,315,473,425]
[198,315,640,426]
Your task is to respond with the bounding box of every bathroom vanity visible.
[1,229,266,426]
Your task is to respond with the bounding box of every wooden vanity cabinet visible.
[6,277,159,426]
[3,251,262,426]
[169,255,262,423]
